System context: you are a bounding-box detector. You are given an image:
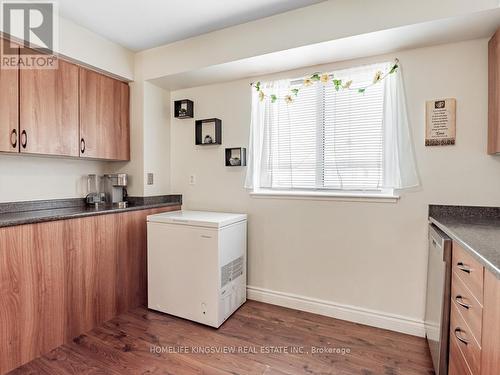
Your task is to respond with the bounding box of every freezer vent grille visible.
[221,256,244,287]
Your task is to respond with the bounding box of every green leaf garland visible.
[252,59,399,104]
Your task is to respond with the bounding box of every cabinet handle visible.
[80,138,85,154]
[10,129,17,148]
[456,262,471,274]
[455,295,471,309]
[454,328,469,345]
[21,130,27,149]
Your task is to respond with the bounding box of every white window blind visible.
[266,62,388,191]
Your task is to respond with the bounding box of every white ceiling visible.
[57,0,325,51]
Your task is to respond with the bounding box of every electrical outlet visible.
[147,173,154,185]
[189,175,196,185]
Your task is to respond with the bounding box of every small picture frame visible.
[425,98,456,146]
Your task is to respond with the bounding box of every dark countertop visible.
[429,205,500,279]
[0,195,182,228]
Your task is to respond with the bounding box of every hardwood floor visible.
[8,301,434,375]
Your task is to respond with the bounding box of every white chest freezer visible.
[147,210,247,328]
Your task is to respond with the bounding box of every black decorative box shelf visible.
[225,147,246,166]
[174,99,194,119]
[195,118,222,145]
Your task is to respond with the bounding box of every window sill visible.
[249,189,400,203]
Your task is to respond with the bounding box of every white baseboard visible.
[247,286,425,337]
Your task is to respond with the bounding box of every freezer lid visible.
[147,210,247,228]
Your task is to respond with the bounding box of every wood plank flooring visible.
[8,301,435,375]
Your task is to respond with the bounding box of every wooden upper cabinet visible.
[20,56,79,156]
[1,44,129,160]
[79,69,130,161]
[488,29,500,154]
[0,38,19,153]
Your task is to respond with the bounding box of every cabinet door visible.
[0,38,19,153]
[79,68,130,160]
[0,222,66,375]
[19,57,79,156]
[481,271,500,375]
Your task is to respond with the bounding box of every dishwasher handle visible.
[429,224,452,263]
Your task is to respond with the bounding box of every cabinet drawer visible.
[452,242,484,304]
[450,302,481,375]
[449,330,473,375]
[452,271,483,344]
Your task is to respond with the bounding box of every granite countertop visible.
[0,195,182,228]
[429,205,500,279]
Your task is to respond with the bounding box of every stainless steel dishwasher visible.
[425,223,452,375]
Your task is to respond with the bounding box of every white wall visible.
[114,81,172,197]
[170,39,500,332]
[58,17,134,80]
[143,82,171,196]
[1,15,134,79]
[0,155,107,202]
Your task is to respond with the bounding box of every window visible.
[263,63,387,193]
[246,61,419,198]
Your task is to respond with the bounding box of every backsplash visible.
[0,154,119,203]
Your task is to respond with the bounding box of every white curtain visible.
[382,66,420,189]
[245,64,420,191]
[244,80,291,189]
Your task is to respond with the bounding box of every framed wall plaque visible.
[425,98,456,146]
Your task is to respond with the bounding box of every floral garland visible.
[252,59,399,104]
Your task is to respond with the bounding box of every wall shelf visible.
[195,118,222,145]
[225,147,246,166]
[174,99,194,119]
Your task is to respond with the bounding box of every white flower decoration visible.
[373,71,383,84]
[303,78,313,86]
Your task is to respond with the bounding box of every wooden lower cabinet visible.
[0,222,62,372]
[448,241,500,375]
[450,302,482,375]
[480,271,500,375]
[0,206,179,375]
[449,331,473,375]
